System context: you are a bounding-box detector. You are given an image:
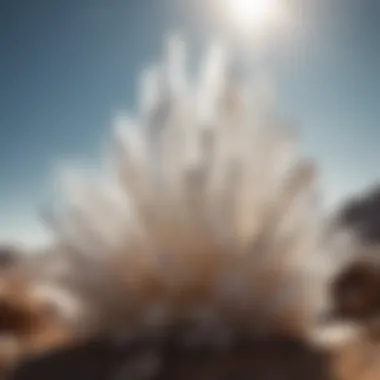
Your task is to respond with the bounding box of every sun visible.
[224,0,287,34]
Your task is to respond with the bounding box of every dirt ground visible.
[333,340,380,380]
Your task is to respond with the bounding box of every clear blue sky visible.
[0,0,379,246]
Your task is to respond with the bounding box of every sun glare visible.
[225,0,287,35]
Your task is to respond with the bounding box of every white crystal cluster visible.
[37,36,328,345]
